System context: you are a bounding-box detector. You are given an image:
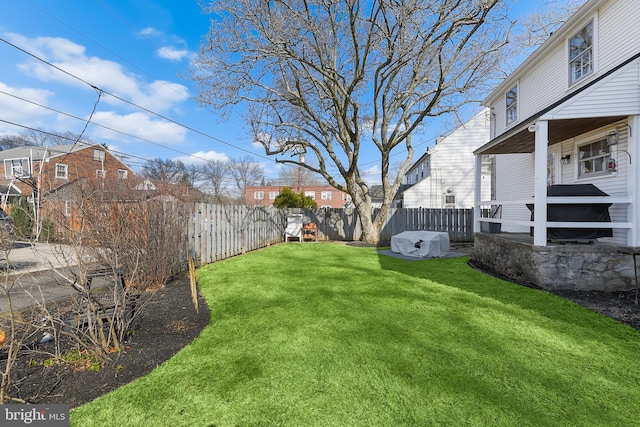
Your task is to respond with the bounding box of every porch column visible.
[533,120,548,246]
[629,115,640,246]
[473,153,482,232]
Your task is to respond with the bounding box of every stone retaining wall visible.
[471,233,638,291]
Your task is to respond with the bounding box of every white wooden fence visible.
[187,204,474,266]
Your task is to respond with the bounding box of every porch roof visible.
[475,52,640,156]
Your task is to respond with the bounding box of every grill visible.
[526,184,612,242]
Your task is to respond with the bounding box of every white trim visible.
[533,121,549,245]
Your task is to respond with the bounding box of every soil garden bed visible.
[0,273,209,408]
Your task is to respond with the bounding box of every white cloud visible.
[174,150,229,165]
[0,82,54,134]
[139,27,161,37]
[6,32,190,112]
[91,111,187,144]
[157,46,190,61]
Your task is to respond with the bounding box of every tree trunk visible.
[355,202,380,245]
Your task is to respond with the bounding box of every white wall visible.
[404,109,490,208]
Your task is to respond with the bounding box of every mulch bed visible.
[1,257,639,409]
[0,273,209,408]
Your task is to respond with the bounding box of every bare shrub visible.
[39,177,190,356]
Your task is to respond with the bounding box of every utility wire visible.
[21,0,189,103]
[0,36,274,163]
[0,89,227,163]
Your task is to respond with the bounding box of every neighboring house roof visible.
[405,151,430,176]
[0,143,97,161]
[0,183,21,196]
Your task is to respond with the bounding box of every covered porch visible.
[472,58,640,291]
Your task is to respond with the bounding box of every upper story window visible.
[569,20,594,85]
[269,191,278,199]
[305,191,315,199]
[118,169,128,179]
[505,84,518,125]
[321,191,332,200]
[578,138,612,179]
[4,158,30,178]
[254,191,264,200]
[55,164,68,179]
[93,150,105,162]
[96,169,106,178]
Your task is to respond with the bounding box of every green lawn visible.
[71,243,640,426]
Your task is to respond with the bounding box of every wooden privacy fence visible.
[188,203,286,266]
[297,207,474,242]
[187,204,474,265]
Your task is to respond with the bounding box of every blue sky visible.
[0,0,548,182]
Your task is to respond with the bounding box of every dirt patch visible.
[0,273,209,407]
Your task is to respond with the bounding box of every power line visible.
[21,0,190,103]
[0,36,275,164]
[0,89,228,163]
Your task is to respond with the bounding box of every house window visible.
[569,20,594,84]
[118,169,128,179]
[305,191,315,199]
[444,194,456,207]
[321,191,332,200]
[269,191,278,199]
[96,169,106,178]
[578,138,612,178]
[254,191,264,200]
[4,158,30,178]
[64,201,71,217]
[480,155,493,174]
[55,164,68,179]
[93,150,105,162]
[506,85,518,125]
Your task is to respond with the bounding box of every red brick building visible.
[245,185,352,208]
[0,143,133,198]
[0,143,136,234]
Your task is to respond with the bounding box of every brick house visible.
[246,185,352,208]
[0,143,135,235]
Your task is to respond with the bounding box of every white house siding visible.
[560,123,630,245]
[495,154,534,232]
[404,109,489,208]
[597,0,640,71]
[487,0,640,139]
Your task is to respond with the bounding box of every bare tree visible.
[502,0,586,74]
[276,163,323,187]
[191,0,510,243]
[227,156,265,202]
[0,135,29,151]
[141,158,187,185]
[200,160,229,202]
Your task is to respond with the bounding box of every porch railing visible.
[476,196,633,245]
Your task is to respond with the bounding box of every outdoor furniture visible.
[302,223,318,242]
[391,231,450,258]
[67,265,136,329]
[285,213,303,242]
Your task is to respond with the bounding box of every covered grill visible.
[526,184,612,242]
